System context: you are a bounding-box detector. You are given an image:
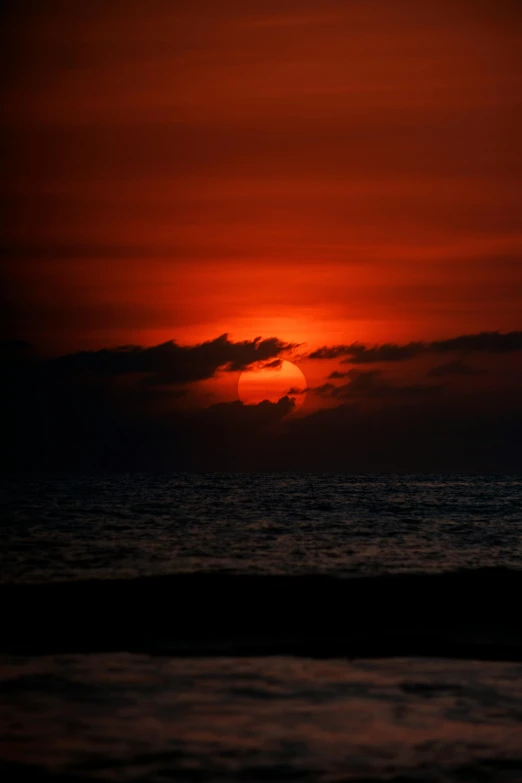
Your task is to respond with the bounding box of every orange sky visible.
[3,0,522,359]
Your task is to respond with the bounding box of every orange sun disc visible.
[238,360,307,410]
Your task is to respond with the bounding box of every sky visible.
[2,0,522,471]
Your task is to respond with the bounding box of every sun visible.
[238,360,307,410]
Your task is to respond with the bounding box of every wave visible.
[2,568,521,660]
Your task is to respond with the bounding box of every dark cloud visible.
[308,331,522,364]
[309,341,426,362]
[1,339,39,365]
[428,360,481,378]
[346,343,425,364]
[262,358,283,370]
[280,400,522,474]
[0,335,295,472]
[180,396,297,470]
[431,331,522,354]
[2,335,521,473]
[328,370,351,379]
[308,346,353,360]
[51,334,297,385]
[313,369,440,400]
[313,382,337,397]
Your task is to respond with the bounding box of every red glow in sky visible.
[3,0,521,362]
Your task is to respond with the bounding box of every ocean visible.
[1,474,522,782]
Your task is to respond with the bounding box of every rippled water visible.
[2,474,522,583]
[2,474,522,781]
[1,654,522,782]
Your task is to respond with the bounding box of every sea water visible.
[1,474,521,781]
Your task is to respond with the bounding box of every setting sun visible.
[238,360,307,410]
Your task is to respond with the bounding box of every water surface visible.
[2,474,521,782]
[2,474,521,583]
